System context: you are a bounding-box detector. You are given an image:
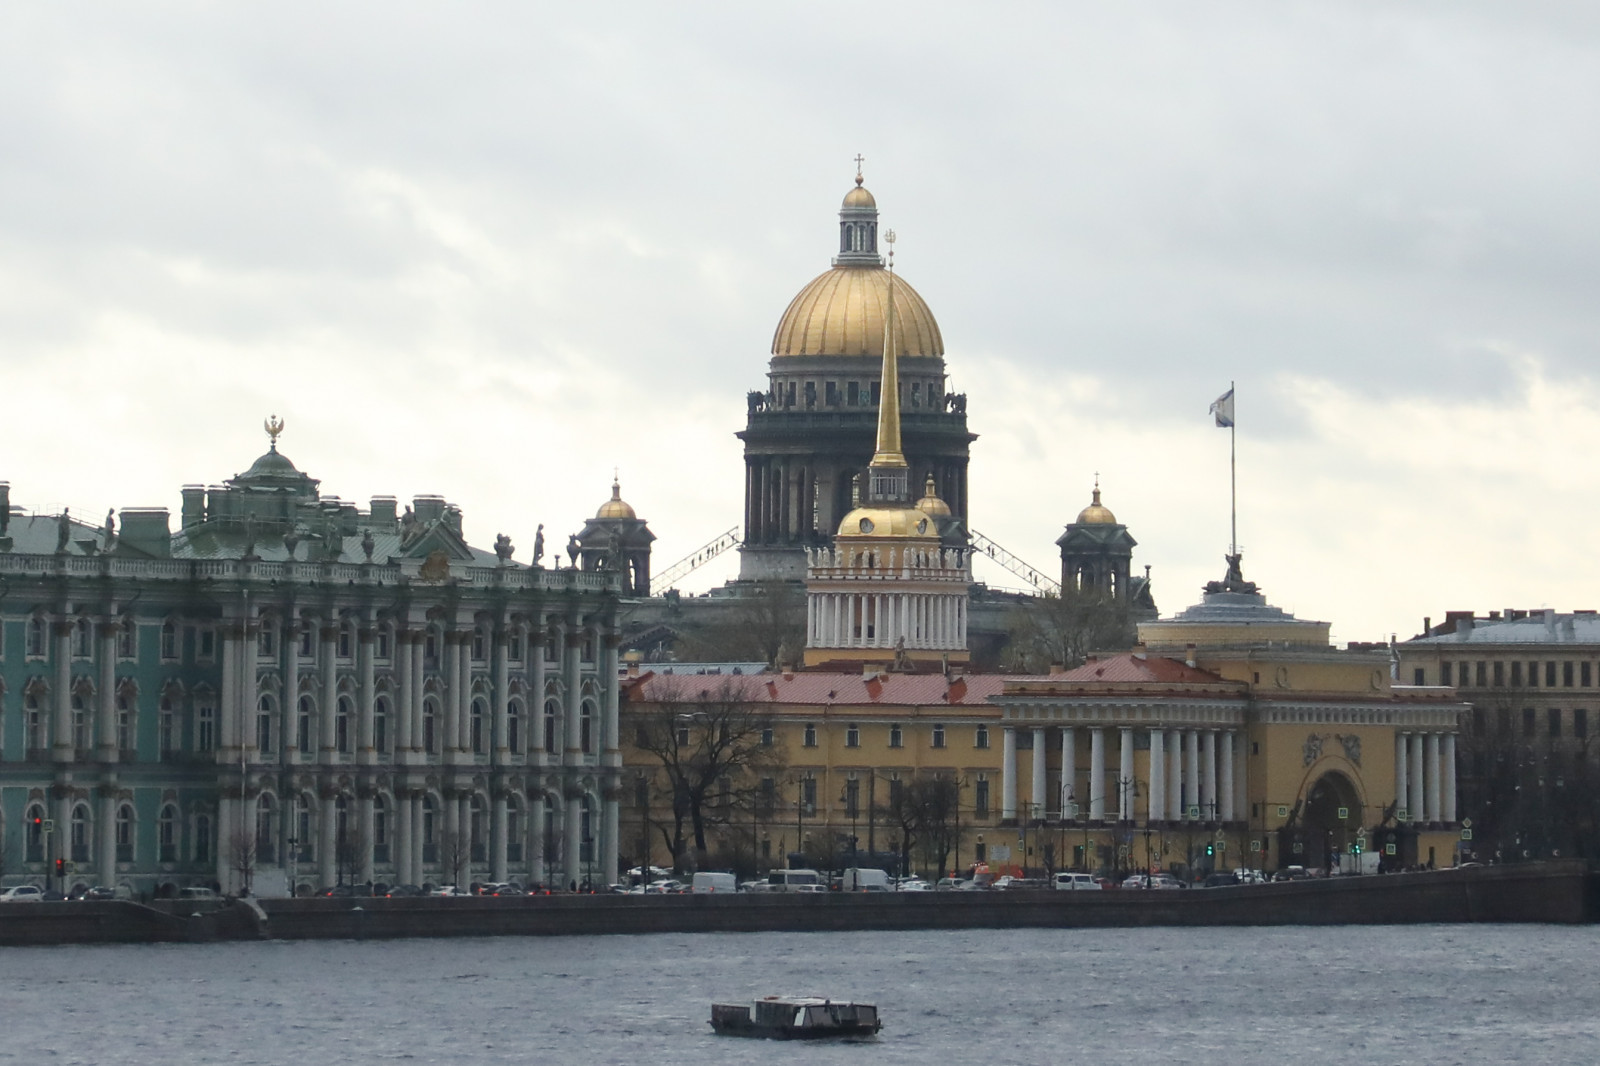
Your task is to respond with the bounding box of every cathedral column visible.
[98,789,117,885]
[1201,730,1217,821]
[318,792,337,889]
[530,624,548,756]
[603,788,620,885]
[1148,728,1165,823]
[1060,727,1077,815]
[1183,731,1199,818]
[1166,729,1182,821]
[564,792,583,889]
[241,615,259,760]
[216,793,236,892]
[1089,727,1106,822]
[603,636,621,767]
[357,625,376,762]
[97,620,118,761]
[1001,727,1018,821]
[52,620,72,759]
[493,628,510,763]
[1030,728,1047,821]
[1395,733,1409,820]
[1425,732,1442,824]
[1118,727,1134,821]
[529,789,546,885]
[457,637,473,754]
[1408,733,1425,825]
[1442,733,1458,823]
[1219,732,1236,822]
[220,624,238,757]
[411,631,426,754]
[319,624,338,757]
[564,624,583,764]
[283,615,300,755]
[443,632,462,754]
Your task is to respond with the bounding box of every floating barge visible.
[710,996,882,1039]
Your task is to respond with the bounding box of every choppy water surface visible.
[11,925,1598,1065]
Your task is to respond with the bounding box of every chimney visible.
[413,495,446,523]
[1185,643,1197,668]
[369,496,398,526]
[118,508,171,557]
[0,481,9,536]
[180,485,206,529]
[1545,609,1557,636]
[1423,617,1431,636]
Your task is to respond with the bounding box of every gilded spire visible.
[868,230,909,501]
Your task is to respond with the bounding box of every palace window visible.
[1564,661,1575,688]
[544,700,559,752]
[470,796,487,863]
[295,797,314,862]
[257,696,275,755]
[195,814,211,864]
[258,623,276,657]
[1546,661,1557,687]
[801,777,816,816]
[1528,661,1539,687]
[508,629,524,662]
[336,696,353,754]
[1475,662,1487,687]
[506,700,522,755]
[761,727,774,747]
[376,626,391,660]
[338,623,354,660]
[888,724,903,748]
[1440,662,1452,686]
[423,700,439,755]
[73,618,93,658]
[847,381,860,407]
[27,616,45,658]
[472,627,488,662]
[372,796,389,864]
[118,619,137,659]
[197,702,216,752]
[198,628,215,660]
[974,777,991,818]
[117,695,135,754]
[506,802,523,863]
[72,694,91,751]
[299,626,314,658]
[297,697,314,754]
[975,725,990,749]
[25,693,45,752]
[256,795,276,864]
[1585,663,1594,688]
[471,699,487,755]
[1549,708,1562,738]
[1492,661,1504,687]
[158,697,176,757]
[580,701,595,754]
[158,805,177,863]
[421,797,438,864]
[160,621,179,661]
[70,805,90,862]
[1511,661,1523,686]
[374,697,390,755]
[1576,709,1589,740]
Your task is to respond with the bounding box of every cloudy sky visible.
[4,2,1599,644]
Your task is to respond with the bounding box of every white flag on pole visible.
[1209,388,1235,428]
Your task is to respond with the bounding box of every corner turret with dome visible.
[572,475,656,596]
[803,227,972,669]
[1057,478,1157,619]
[738,161,974,582]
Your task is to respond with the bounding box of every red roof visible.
[624,669,1008,708]
[1048,653,1225,685]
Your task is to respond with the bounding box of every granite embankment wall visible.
[0,862,1592,947]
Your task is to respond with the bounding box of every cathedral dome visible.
[916,475,952,517]
[771,266,943,359]
[1075,486,1117,526]
[596,479,636,520]
[842,183,876,209]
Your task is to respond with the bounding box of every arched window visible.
[194,813,212,864]
[118,618,137,659]
[338,621,354,660]
[25,803,46,862]
[373,697,390,755]
[508,628,524,662]
[158,696,176,756]
[372,796,389,864]
[580,701,595,754]
[24,692,46,753]
[376,625,392,660]
[26,616,45,657]
[336,696,353,754]
[196,701,215,752]
[255,794,276,864]
[117,693,136,754]
[423,699,439,755]
[296,697,313,754]
[70,805,91,862]
[157,805,177,863]
[116,804,135,863]
[72,693,91,751]
[469,795,487,862]
[160,620,177,660]
[257,695,275,755]
[506,700,523,755]
[421,796,438,863]
[543,699,559,753]
[297,623,314,658]
[73,618,93,657]
[424,627,440,665]
[257,619,276,657]
[470,699,487,755]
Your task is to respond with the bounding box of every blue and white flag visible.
[1209,388,1235,428]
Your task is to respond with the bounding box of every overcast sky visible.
[4,2,1599,644]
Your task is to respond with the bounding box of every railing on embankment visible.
[0,862,1592,947]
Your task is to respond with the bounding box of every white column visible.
[564,625,583,763]
[1409,733,1425,825]
[1395,733,1409,820]
[395,792,413,887]
[1118,727,1134,822]
[217,794,236,892]
[563,795,582,889]
[359,795,375,884]
[1148,729,1166,823]
[1233,733,1248,823]
[98,791,117,885]
[97,622,118,761]
[530,628,548,755]
[219,626,238,757]
[395,633,413,752]
[320,624,337,757]
[241,616,259,760]
[493,630,510,762]
[357,625,375,761]
[282,616,300,756]
[1425,732,1442,824]
[529,790,546,885]
[410,793,425,886]
[318,796,336,888]
[1089,727,1106,821]
[1219,733,1236,822]
[1442,734,1458,824]
[1167,730,1182,820]
[52,621,71,759]
[603,793,620,885]
[1183,730,1200,818]
[1201,730,1217,820]
[1030,728,1047,820]
[1060,727,1077,816]
[410,633,426,754]
[457,640,473,753]
[490,793,508,883]
[1001,726,1018,821]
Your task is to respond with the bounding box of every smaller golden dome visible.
[836,505,939,540]
[1076,485,1117,526]
[842,180,876,209]
[596,479,636,520]
[916,474,951,517]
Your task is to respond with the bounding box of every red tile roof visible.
[1051,653,1224,685]
[624,669,1009,708]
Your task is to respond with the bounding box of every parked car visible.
[0,885,44,903]
[429,885,466,897]
[1202,872,1241,888]
[645,879,685,894]
[896,879,932,892]
[1053,873,1102,891]
[178,886,220,900]
[934,877,963,891]
[81,885,135,901]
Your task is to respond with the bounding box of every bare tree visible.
[1003,587,1136,673]
[674,580,806,667]
[437,829,469,888]
[228,828,257,895]
[335,824,369,887]
[911,775,963,880]
[628,677,787,871]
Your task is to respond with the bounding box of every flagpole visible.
[1229,380,1236,558]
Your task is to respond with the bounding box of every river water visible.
[10,925,1597,1065]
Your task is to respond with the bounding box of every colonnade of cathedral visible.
[999,725,1249,825]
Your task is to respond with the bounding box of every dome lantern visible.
[834,160,882,267]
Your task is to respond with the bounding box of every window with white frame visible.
[157,805,177,863]
[196,701,216,752]
[159,621,177,661]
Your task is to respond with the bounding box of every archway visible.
[1302,771,1363,873]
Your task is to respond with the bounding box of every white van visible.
[766,869,823,893]
[691,872,738,894]
[841,867,890,892]
[1053,872,1102,891]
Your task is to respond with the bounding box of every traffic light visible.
[1205,843,1214,857]
[54,858,65,877]
[1352,841,1362,855]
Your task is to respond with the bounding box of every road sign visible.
[42,819,55,833]
[1187,805,1201,820]
[1065,802,1080,818]
[1462,818,1472,829]
[1277,806,1288,818]
[1337,807,1349,820]
[1292,842,1304,854]
[1216,840,1227,852]
[1396,808,1409,821]
[1384,843,1397,856]
[1461,829,1473,841]
[1250,839,1262,852]
[64,861,76,874]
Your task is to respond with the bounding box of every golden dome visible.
[596,479,636,520]
[843,183,876,209]
[916,474,951,517]
[836,504,940,540]
[1076,486,1117,526]
[771,265,943,358]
